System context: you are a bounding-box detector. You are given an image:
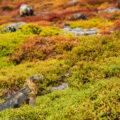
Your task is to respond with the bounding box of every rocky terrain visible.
[0,0,120,119]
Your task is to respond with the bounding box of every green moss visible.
[0,32,33,57]
[0,57,14,69]
[0,23,120,119]
[0,78,120,119]
[0,59,69,94]
[18,24,41,35]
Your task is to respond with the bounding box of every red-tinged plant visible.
[83,0,117,4]
[9,36,77,64]
[113,19,120,31]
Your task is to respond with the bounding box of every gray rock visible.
[73,28,82,31]
[62,27,72,31]
[50,83,68,92]
[99,7,120,13]
[2,22,26,33]
[90,29,99,31]
[0,86,31,112]
[73,13,87,20]
[62,27,99,36]
[30,74,44,82]
[20,4,34,17]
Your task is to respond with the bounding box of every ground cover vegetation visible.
[0,0,120,119]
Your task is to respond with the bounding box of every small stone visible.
[50,83,68,92]
[30,75,44,81]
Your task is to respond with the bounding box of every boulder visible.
[2,22,26,33]
[20,4,34,17]
[73,13,87,20]
[0,86,31,112]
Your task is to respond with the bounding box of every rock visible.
[2,22,26,33]
[62,27,71,31]
[30,75,44,81]
[62,27,99,36]
[0,86,31,112]
[73,13,87,20]
[20,4,34,17]
[50,83,68,92]
[99,7,120,13]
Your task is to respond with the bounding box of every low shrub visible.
[0,59,70,94]
[9,36,76,63]
[18,24,41,35]
[0,32,30,57]
[0,78,120,119]
[19,24,63,36]
[68,18,113,29]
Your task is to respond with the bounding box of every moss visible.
[19,24,63,36]
[18,24,41,35]
[9,36,75,63]
[0,78,120,119]
[0,59,70,94]
[0,1,120,118]
[39,26,63,37]
[68,18,113,29]
[0,32,34,57]
[0,32,120,94]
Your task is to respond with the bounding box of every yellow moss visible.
[19,24,63,36]
[39,26,63,37]
[68,18,113,29]
[98,2,109,10]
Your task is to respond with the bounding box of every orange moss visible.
[9,36,78,63]
[83,0,117,4]
[113,19,120,31]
